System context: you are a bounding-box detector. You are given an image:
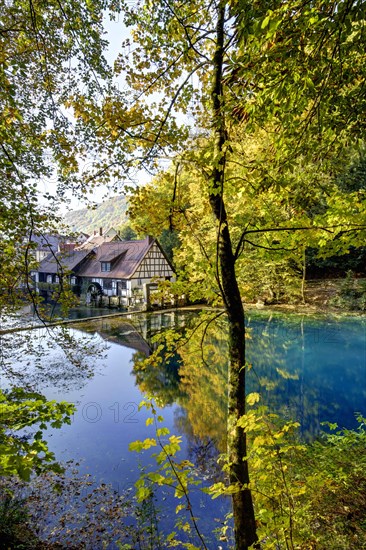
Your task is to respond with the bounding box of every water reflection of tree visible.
[131,349,184,406]
[0,326,108,393]
[248,315,366,437]
[246,315,321,439]
[180,312,366,441]
[130,311,366,443]
[176,317,229,451]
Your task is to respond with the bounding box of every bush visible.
[330,271,366,310]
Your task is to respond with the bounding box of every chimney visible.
[99,227,103,236]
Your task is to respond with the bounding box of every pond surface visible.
[3,309,366,547]
[246,312,366,438]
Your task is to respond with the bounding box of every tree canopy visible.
[0,0,112,312]
[1,0,366,548]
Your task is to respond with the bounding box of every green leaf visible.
[261,14,271,29]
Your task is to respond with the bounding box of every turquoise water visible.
[246,314,366,437]
[3,310,366,547]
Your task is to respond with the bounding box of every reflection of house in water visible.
[128,310,195,344]
[79,319,152,356]
[100,321,151,356]
[77,311,196,357]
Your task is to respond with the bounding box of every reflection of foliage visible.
[177,315,229,451]
[0,492,36,549]
[131,310,366,444]
[131,486,164,550]
[0,326,108,392]
[0,464,135,549]
[187,436,222,483]
[131,348,183,407]
[129,400,211,549]
[248,314,366,438]
[130,311,229,443]
[0,387,75,481]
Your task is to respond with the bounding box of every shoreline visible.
[1,300,365,336]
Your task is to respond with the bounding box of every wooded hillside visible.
[63,196,128,235]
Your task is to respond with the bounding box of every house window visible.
[55,275,59,283]
[101,262,111,272]
[47,275,52,283]
[70,276,77,285]
[103,280,113,290]
[138,279,142,286]
[120,280,127,290]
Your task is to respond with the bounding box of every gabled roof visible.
[77,234,121,250]
[28,233,67,251]
[38,249,94,274]
[76,227,121,250]
[79,238,154,279]
[27,232,89,250]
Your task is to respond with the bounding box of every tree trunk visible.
[208,3,258,549]
[301,247,306,304]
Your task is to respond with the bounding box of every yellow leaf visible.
[246,392,261,405]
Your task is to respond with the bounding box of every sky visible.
[42,4,152,216]
[41,2,188,218]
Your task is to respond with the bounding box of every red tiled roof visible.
[78,239,154,279]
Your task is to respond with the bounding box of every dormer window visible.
[101,262,111,272]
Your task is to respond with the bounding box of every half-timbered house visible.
[34,236,175,306]
[79,237,174,303]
